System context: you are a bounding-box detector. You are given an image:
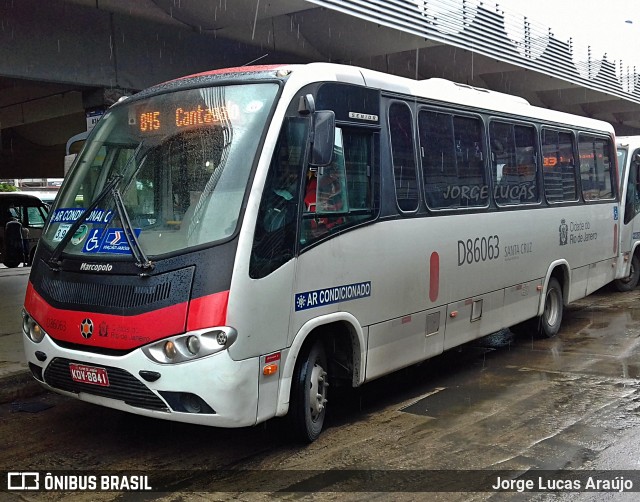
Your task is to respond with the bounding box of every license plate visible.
[69,363,110,387]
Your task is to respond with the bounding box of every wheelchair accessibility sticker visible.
[83,228,141,254]
[295,281,371,311]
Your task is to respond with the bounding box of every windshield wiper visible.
[48,141,151,271]
[48,174,123,269]
[111,185,153,272]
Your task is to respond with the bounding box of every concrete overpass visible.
[1,0,639,179]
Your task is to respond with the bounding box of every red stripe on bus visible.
[24,282,188,350]
[186,290,229,331]
[429,252,439,302]
[171,65,286,83]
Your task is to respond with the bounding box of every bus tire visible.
[614,254,640,292]
[289,340,329,443]
[538,277,563,338]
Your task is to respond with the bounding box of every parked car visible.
[19,190,58,207]
[0,192,49,267]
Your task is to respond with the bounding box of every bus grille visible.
[41,278,173,309]
[38,266,194,313]
[43,358,169,412]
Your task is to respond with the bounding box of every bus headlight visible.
[186,335,201,355]
[142,327,237,364]
[22,311,46,343]
[164,341,178,360]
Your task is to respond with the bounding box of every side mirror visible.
[310,110,335,167]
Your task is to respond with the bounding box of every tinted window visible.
[542,129,578,202]
[26,204,48,228]
[578,134,615,200]
[301,128,374,245]
[623,148,640,225]
[389,102,419,211]
[419,110,487,208]
[0,197,48,227]
[490,121,539,205]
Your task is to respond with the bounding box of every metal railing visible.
[308,0,640,102]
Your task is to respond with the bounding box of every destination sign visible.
[137,104,240,133]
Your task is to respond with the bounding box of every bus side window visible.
[420,110,456,208]
[389,102,419,212]
[634,154,640,219]
[315,132,348,215]
[542,129,577,203]
[420,110,487,209]
[301,128,374,245]
[453,115,487,207]
[490,121,538,205]
[578,134,615,201]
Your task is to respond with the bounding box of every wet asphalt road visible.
[2,282,640,500]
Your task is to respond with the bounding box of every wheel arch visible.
[275,312,366,417]
[621,242,640,277]
[537,260,570,317]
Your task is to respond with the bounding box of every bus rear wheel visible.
[289,340,329,443]
[538,277,563,338]
[614,254,640,292]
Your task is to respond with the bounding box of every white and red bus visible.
[22,63,619,441]
[614,136,640,291]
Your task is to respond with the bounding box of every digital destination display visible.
[137,104,240,133]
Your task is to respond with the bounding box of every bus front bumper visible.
[23,333,260,428]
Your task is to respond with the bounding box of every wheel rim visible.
[544,287,560,326]
[309,362,328,421]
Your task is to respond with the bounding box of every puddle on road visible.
[398,305,640,419]
[10,400,54,413]
[400,379,510,417]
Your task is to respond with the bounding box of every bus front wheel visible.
[539,277,563,338]
[289,340,329,443]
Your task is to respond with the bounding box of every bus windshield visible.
[43,83,279,257]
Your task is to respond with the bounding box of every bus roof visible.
[265,63,612,134]
[145,62,615,135]
[617,136,640,148]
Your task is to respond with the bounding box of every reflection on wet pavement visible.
[382,287,640,474]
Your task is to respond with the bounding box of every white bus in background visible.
[64,131,89,176]
[22,63,619,442]
[615,136,640,291]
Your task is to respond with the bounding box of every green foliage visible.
[0,183,18,192]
